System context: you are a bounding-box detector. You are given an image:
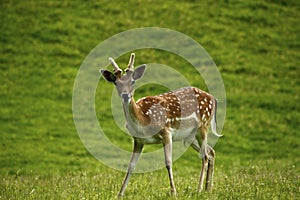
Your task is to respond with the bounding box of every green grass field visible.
[1,1,299,199]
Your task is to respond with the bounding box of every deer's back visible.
[135,86,215,130]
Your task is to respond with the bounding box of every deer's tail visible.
[211,98,223,137]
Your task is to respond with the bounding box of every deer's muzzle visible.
[121,93,131,103]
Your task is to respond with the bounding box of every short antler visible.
[126,53,135,72]
[109,57,122,77]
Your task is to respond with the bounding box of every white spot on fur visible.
[175,112,199,123]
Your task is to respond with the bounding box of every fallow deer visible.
[100,53,222,197]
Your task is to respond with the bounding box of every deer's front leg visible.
[163,134,177,195]
[118,139,144,197]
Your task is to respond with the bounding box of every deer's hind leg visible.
[205,145,215,192]
[192,127,215,192]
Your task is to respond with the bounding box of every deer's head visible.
[100,53,146,104]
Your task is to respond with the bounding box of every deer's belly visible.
[135,128,195,144]
[171,127,196,141]
[134,135,162,144]
[131,119,197,144]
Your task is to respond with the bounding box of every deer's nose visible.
[121,93,131,103]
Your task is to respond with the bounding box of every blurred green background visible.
[1,0,299,199]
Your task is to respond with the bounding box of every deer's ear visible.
[133,64,146,80]
[100,69,116,83]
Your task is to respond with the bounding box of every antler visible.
[126,53,135,72]
[109,57,122,77]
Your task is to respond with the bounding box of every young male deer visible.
[100,53,222,197]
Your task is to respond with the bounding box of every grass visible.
[0,0,299,199]
[1,160,298,199]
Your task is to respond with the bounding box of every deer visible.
[100,53,222,197]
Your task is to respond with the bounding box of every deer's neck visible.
[122,97,141,129]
